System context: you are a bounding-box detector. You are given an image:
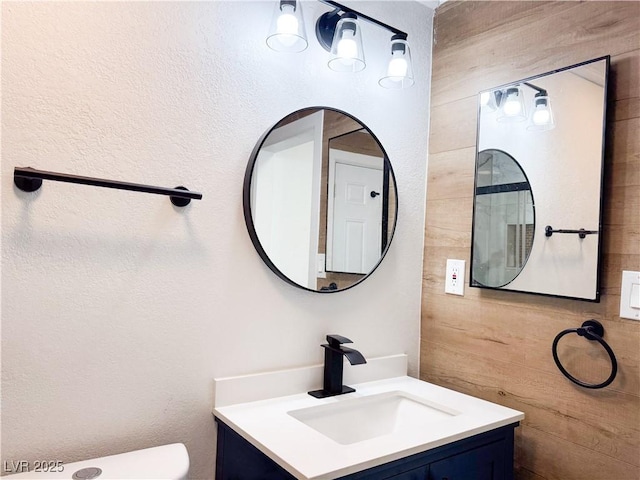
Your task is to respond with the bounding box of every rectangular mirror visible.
[471,56,609,301]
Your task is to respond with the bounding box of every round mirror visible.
[471,149,535,288]
[243,107,398,293]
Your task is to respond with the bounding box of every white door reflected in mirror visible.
[327,149,384,275]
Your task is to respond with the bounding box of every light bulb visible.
[337,30,358,63]
[533,107,550,125]
[275,4,298,47]
[503,97,522,116]
[277,5,298,34]
[387,52,408,78]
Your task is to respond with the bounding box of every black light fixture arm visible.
[14,166,202,207]
[317,0,408,38]
[522,81,548,97]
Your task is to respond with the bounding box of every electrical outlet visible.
[445,259,465,296]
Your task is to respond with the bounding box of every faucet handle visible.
[326,334,353,347]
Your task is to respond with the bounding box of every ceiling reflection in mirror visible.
[243,108,397,293]
[471,56,608,301]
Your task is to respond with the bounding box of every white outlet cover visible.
[445,259,465,296]
[620,270,640,321]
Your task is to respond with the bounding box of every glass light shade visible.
[480,90,498,111]
[379,37,414,89]
[527,95,555,131]
[266,0,308,53]
[328,14,365,73]
[497,86,527,122]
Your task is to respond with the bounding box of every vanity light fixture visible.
[268,0,414,88]
[486,82,555,129]
[316,1,413,87]
[266,0,308,53]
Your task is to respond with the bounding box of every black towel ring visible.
[552,320,617,389]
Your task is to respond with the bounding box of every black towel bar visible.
[545,225,598,239]
[552,319,617,389]
[14,167,202,207]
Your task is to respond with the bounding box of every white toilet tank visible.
[2,443,189,480]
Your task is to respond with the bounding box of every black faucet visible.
[308,334,367,398]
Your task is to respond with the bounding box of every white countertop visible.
[213,375,524,479]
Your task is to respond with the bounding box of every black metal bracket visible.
[552,320,617,389]
[14,167,202,207]
[545,225,598,239]
[522,81,548,97]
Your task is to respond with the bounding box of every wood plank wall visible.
[420,2,639,479]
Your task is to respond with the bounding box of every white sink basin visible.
[288,391,460,445]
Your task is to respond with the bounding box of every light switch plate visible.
[620,270,640,321]
[317,254,326,279]
[445,259,465,296]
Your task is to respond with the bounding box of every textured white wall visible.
[1,2,432,478]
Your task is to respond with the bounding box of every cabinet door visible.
[216,420,296,480]
[428,441,505,480]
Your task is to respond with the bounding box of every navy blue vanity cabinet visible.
[427,440,507,480]
[381,466,429,480]
[215,419,297,480]
[215,418,518,480]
